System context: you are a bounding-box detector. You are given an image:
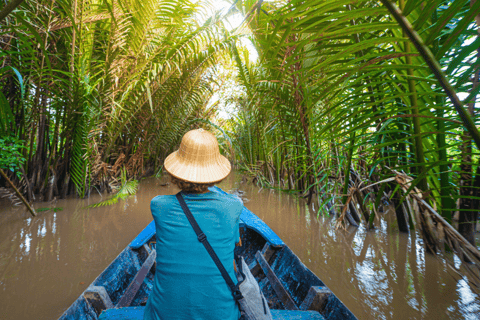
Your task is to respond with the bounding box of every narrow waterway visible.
[0,172,479,319]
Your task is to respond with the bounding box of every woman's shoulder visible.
[210,190,242,203]
[150,191,242,209]
[212,192,243,214]
[150,194,177,208]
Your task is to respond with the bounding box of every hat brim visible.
[164,151,231,184]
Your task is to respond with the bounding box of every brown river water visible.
[0,171,479,319]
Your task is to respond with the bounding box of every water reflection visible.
[0,172,479,319]
[237,177,480,319]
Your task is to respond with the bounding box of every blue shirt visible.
[144,190,243,320]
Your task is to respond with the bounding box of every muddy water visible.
[0,172,479,319]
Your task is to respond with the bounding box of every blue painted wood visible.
[129,221,155,249]
[267,247,355,320]
[98,307,325,320]
[58,295,98,320]
[240,207,284,247]
[98,307,144,320]
[211,186,284,247]
[270,310,325,320]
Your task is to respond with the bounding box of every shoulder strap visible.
[176,192,243,301]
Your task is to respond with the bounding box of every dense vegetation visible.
[1,0,480,285]
[0,0,235,200]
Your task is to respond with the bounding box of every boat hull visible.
[59,188,356,320]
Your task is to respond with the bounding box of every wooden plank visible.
[143,244,156,269]
[261,243,276,260]
[255,251,299,310]
[83,286,114,314]
[143,244,151,254]
[250,243,276,276]
[116,249,156,308]
[299,286,332,312]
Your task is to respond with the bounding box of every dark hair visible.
[170,175,216,193]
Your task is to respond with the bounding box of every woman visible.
[144,129,243,320]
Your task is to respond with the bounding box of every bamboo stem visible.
[431,9,454,223]
[0,168,36,217]
[342,130,356,206]
[399,0,427,192]
[380,0,480,151]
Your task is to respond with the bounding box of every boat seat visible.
[98,307,325,320]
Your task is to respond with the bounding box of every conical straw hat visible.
[164,129,231,184]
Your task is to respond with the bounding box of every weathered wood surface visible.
[300,286,332,312]
[84,286,114,314]
[250,243,276,276]
[255,250,299,310]
[116,249,156,308]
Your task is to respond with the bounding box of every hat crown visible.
[163,129,231,183]
[177,129,220,164]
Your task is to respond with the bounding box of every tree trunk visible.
[0,168,36,217]
[391,187,410,233]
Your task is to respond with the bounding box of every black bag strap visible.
[176,192,243,301]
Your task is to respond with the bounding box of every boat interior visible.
[59,221,356,320]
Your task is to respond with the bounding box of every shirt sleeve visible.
[150,196,159,217]
[234,201,242,243]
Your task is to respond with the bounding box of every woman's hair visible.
[170,175,216,193]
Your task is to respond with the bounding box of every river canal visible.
[0,172,479,319]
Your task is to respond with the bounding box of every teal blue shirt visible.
[144,190,242,320]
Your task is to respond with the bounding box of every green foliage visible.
[0,91,14,135]
[226,0,480,221]
[0,0,235,196]
[87,169,139,208]
[0,136,26,178]
[154,166,164,179]
[0,66,23,136]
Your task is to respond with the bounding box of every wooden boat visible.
[59,187,357,320]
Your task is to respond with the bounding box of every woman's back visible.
[144,190,242,320]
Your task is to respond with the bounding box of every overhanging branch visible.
[0,0,25,23]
